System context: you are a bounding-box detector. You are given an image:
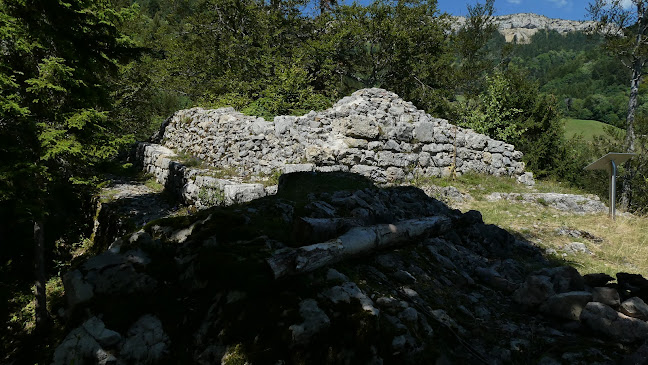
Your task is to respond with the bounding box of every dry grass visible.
[417,174,648,277]
[467,200,648,276]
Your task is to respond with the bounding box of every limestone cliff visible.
[452,12,598,43]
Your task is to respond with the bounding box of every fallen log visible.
[292,217,365,244]
[267,216,452,279]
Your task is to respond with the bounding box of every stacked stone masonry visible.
[136,88,534,207]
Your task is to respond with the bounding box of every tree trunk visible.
[267,216,451,279]
[620,59,641,210]
[292,217,365,244]
[33,220,49,331]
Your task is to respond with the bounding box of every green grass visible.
[144,176,164,192]
[413,172,582,200]
[563,118,624,141]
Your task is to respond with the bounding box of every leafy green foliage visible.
[458,68,566,178]
[459,71,526,142]
[112,0,456,125]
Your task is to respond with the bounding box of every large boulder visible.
[539,291,592,321]
[620,297,648,320]
[581,302,648,343]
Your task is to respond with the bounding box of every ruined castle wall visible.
[153,88,533,185]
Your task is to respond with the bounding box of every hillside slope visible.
[564,118,624,141]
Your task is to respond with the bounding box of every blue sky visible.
[436,0,607,21]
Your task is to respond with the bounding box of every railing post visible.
[610,159,617,220]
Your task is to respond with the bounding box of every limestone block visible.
[384,139,401,151]
[487,140,506,153]
[491,153,504,168]
[348,116,381,139]
[414,121,435,143]
[539,291,593,320]
[63,269,94,307]
[224,183,266,205]
[581,302,648,342]
[120,314,169,363]
[282,164,315,174]
[376,151,410,168]
[465,133,487,150]
[289,299,330,345]
[274,116,295,135]
[517,172,535,186]
[620,297,648,320]
[418,152,431,167]
[350,165,387,183]
[388,122,414,141]
[82,316,122,347]
[512,275,555,308]
[592,287,621,307]
[386,167,406,181]
[315,165,349,173]
[344,138,369,149]
[52,327,108,365]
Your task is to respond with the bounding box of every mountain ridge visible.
[452,12,598,43]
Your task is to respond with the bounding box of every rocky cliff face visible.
[452,13,597,43]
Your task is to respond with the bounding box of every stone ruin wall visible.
[136,88,534,207]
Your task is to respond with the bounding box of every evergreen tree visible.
[0,0,137,331]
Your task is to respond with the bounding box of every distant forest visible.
[505,30,637,128]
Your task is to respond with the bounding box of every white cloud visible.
[547,0,570,8]
[506,0,522,4]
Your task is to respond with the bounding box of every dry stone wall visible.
[156,89,531,176]
[135,143,274,208]
[136,88,533,207]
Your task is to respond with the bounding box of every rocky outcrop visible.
[52,315,168,365]
[486,192,607,214]
[452,13,598,43]
[512,266,648,345]
[135,88,533,207]
[52,172,648,364]
[92,179,180,249]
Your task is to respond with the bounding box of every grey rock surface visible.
[290,299,331,345]
[513,275,556,308]
[487,192,607,214]
[539,291,593,321]
[62,269,94,307]
[592,287,621,307]
[620,297,648,320]
[563,242,593,255]
[580,302,648,343]
[52,170,648,364]
[82,316,122,347]
[52,317,121,365]
[120,314,169,363]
